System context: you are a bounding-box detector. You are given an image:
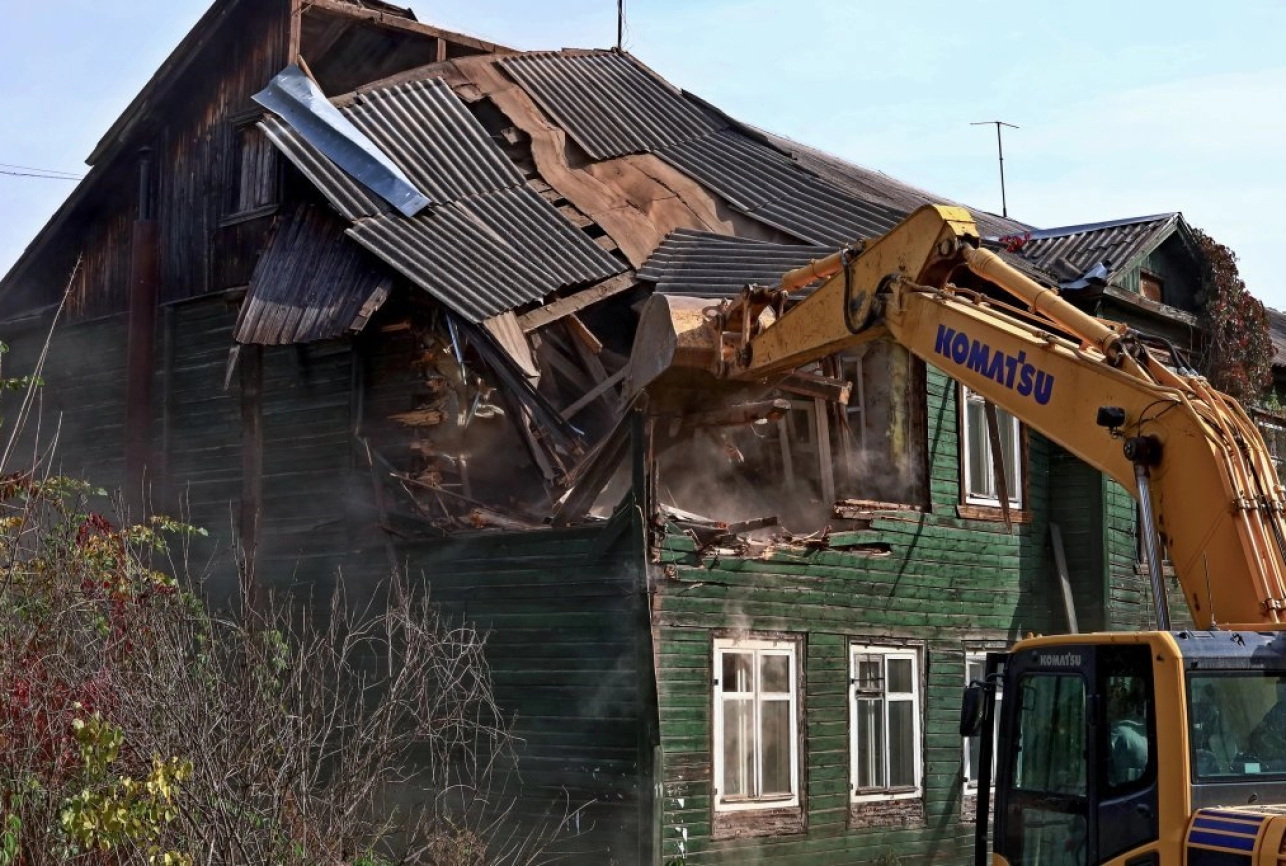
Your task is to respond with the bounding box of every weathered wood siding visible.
[1048,446,1106,631]
[398,509,655,865]
[0,314,127,488]
[652,366,1062,864]
[1103,479,1192,631]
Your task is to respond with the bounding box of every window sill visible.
[957,503,1032,523]
[220,203,279,228]
[711,803,805,840]
[852,787,920,803]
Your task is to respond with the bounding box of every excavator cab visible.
[969,631,1286,866]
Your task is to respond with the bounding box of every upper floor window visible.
[224,114,278,222]
[960,385,1023,508]
[851,644,922,801]
[1139,270,1164,303]
[713,637,800,811]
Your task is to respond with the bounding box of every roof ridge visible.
[1027,212,1178,240]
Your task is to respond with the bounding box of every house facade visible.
[0,1,1218,862]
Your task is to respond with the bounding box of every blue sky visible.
[3,1,1284,307]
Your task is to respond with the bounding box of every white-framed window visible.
[713,637,799,811]
[960,385,1023,507]
[963,652,1004,793]
[851,645,922,801]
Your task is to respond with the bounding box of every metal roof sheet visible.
[236,204,392,345]
[340,77,525,202]
[345,187,623,322]
[1015,213,1179,284]
[259,115,384,220]
[254,64,431,216]
[658,131,905,247]
[497,51,717,160]
[751,127,1032,239]
[260,70,624,325]
[639,229,826,297]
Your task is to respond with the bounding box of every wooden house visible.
[0,1,1218,861]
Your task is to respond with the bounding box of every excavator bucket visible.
[624,294,728,409]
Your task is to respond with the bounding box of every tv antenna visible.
[617,0,625,50]
[971,120,1018,218]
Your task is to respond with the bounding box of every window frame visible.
[712,636,801,813]
[963,651,1004,794]
[959,385,1024,509]
[849,643,923,802]
[222,110,280,224]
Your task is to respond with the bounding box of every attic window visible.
[223,116,278,223]
[1139,271,1163,303]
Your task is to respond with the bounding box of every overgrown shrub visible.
[1193,226,1273,403]
[0,335,573,863]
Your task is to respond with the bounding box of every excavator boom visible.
[630,205,1286,631]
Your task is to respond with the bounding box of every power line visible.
[0,162,84,181]
[0,169,82,181]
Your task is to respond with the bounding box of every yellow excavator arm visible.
[631,205,1286,631]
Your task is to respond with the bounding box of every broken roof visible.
[1011,212,1187,288]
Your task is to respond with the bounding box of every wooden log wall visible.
[650,365,1064,865]
[397,508,654,865]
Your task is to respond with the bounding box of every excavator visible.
[628,205,1286,865]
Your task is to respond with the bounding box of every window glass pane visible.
[997,406,1018,495]
[1014,674,1086,796]
[888,700,915,786]
[856,697,885,788]
[967,734,982,784]
[722,652,753,694]
[761,654,790,694]
[856,657,882,690]
[888,657,913,693]
[1189,673,1286,780]
[966,398,990,497]
[1022,809,1087,866]
[761,700,792,795]
[722,698,753,798]
[1106,674,1150,788]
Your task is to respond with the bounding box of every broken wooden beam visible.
[777,370,851,404]
[467,507,544,532]
[681,399,790,429]
[390,408,445,427]
[552,412,634,526]
[561,367,627,421]
[517,272,638,333]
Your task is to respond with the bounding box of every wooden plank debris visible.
[517,272,638,333]
[681,399,791,430]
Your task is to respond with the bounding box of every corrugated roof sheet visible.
[259,115,385,220]
[658,131,905,247]
[750,127,1032,239]
[236,204,393,345]
[345,187,622,322]
[340,77,525,201]
[498,51,716,160]
[498,52,904,248]
[1015,213,1179,284]
[261,73,624,324]
[639,230,826,297]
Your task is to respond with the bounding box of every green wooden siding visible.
[0,313,127,491]
[652,365,1065,864]
[399,507,654,865]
